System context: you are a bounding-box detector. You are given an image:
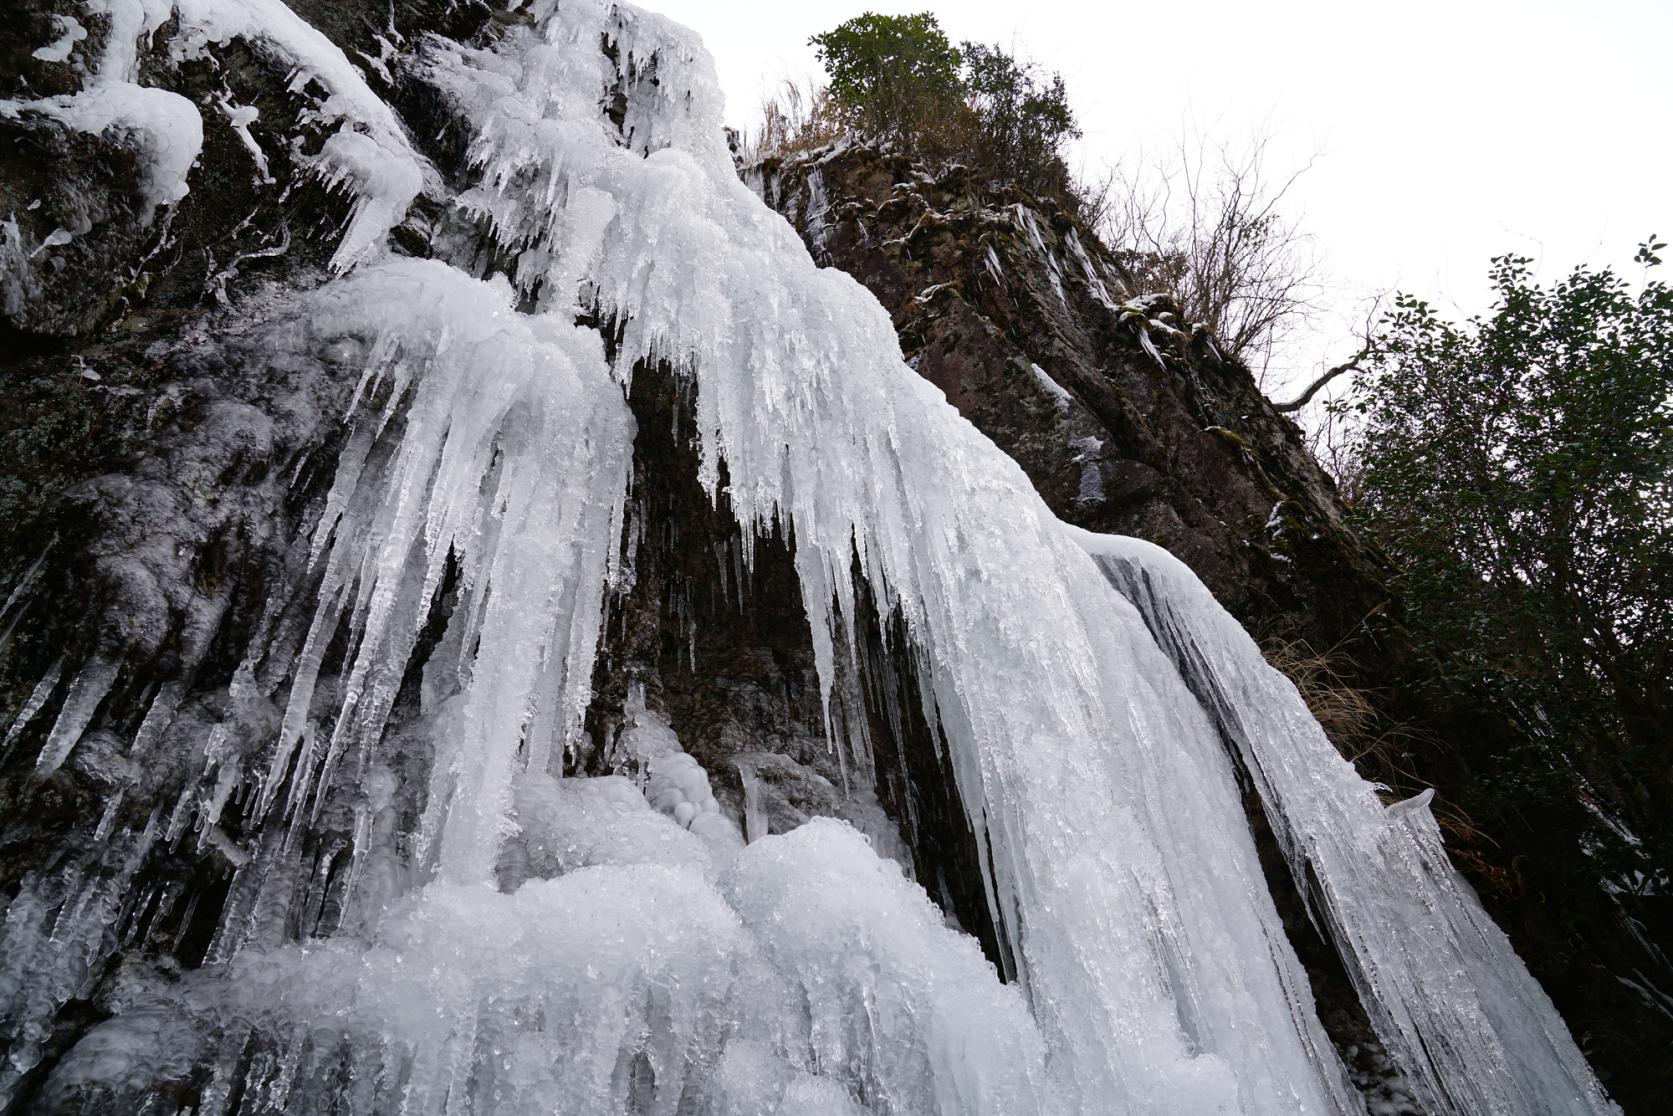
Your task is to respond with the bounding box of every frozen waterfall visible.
[0,1,1618,1114]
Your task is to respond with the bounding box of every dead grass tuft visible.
[1262,633,1519,897]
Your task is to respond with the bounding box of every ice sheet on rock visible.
[1074,527,1620,1116]
[0,822,160,1103]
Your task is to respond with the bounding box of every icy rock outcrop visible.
[0,1,1624,1114]
[1,0,435,336]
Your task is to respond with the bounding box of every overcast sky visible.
[650,0,1672,393]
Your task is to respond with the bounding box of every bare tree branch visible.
[1274,292,1387,412]
[1099,121,1322,374]
[1273,343,1373,412]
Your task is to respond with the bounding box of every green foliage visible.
[809,12,964,140]
[1341,241,1673,893]
[958,41,1079,193]
[806,13,1079,197]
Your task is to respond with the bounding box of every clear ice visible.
[0,1,1620,1114]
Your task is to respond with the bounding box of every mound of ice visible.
[45,816,1047,1116]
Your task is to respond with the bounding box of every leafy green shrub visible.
[801,13,1079,199]
[1340,240,1673,896]
[958,41,1078,194]
[810,12,964,141]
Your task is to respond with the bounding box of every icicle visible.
[34,655,120,772]
[735,761,767,844]
[2,654,64,752]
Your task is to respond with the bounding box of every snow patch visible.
[31,15,88,64]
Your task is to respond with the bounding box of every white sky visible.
[650,0,1672,393]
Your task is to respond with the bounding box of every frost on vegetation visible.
[0,1,1626,1114]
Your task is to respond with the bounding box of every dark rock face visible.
[749,140,1673,1111]
[748,147,1385,655]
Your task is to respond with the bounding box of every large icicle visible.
[1075,528,1618,1115]
[256,258,633,885]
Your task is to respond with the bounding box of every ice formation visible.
[1073,530,1618,1115]
[0,1,1621,1114]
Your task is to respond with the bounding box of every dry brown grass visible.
[1263,633,1519,896]
[1262,636,1381,758]
[737,80,842,165]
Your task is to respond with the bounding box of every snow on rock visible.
[3,0,424,259]
[167,0,428,266]
[1027,360,1075,413]
[30,14,88,64]
[2,83,203,213]
[307,129,424,268]
[7,2,194,216]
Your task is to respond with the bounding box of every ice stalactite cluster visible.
[0,1,1622,1114]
